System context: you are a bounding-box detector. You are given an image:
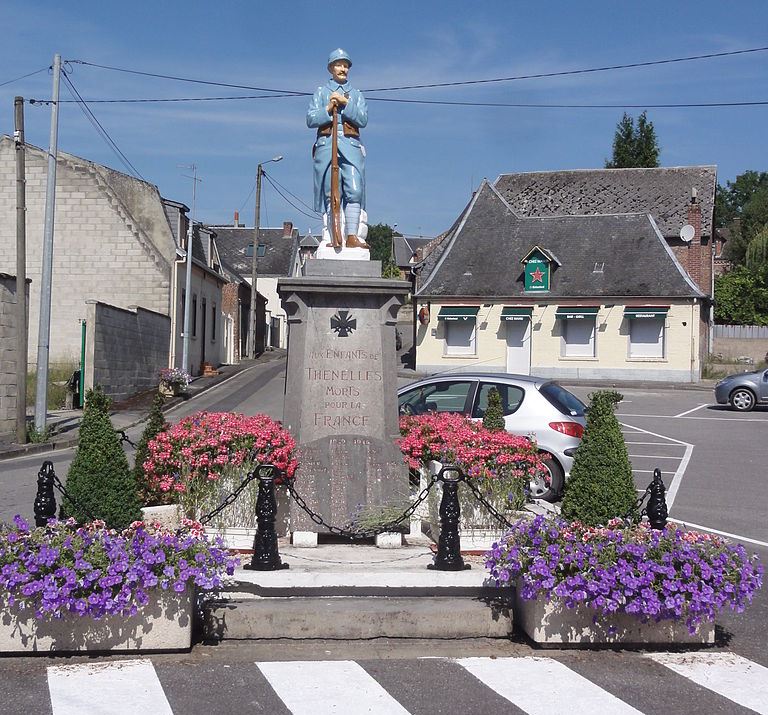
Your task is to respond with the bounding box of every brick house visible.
[0,136,224,380]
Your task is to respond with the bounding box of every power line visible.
[262,173,320,221]
[262,170,318,215]
[69,59,309,96]
[366,97,768,109]
[0,67,49,88]
[61,72,145,180]
[46,92,301,104]
[364,45,768,92]
[67,45,768,97]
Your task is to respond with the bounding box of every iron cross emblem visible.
[330,310,357,337]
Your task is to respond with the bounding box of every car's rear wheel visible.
[729,387,756,412]
[530,456,564,502]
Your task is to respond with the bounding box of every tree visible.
[133,392,169,505]
[717,171,768,266]
[605,111,660,168]
[61,387,142,529]
[561,390,638,526]
[366,223,395,264]
[714,263,768,326]
[482,387,506,431]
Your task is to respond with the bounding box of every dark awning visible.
[555,306,600,319]
[501,306,533,321]
[624,307,669,319]
[437,306,479,321]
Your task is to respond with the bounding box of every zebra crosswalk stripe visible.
[457,656,643,715]
[647,651,768,715]
[256,660,411,715]
[47,659,173,715]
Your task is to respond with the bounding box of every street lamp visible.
[247,155,283,358]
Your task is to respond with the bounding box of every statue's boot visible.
[346,234,369,249]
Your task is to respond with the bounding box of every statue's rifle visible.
[329,104,343,248]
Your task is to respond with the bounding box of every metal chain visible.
[51,472,99,523]
[114,429,136,448]
[286,476,438,540]
[625,483,652,521]
[197,467,269,526]
[462,478,515,529]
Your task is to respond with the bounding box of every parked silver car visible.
[397,373,586,502]
[714,368,768,411]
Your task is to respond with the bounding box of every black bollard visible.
[646,467,669,530]
[33,461,57,527]
[245,465,289,571]
[428,465,470,571]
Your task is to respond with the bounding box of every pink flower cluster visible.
[143,411,298,494]
[398,412,544,481]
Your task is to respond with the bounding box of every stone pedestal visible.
[279,261,411,536]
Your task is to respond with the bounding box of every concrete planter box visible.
[0,588,194,654]
[514,587,715,647]
[141,504,183,530]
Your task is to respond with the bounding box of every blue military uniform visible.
[307,49,367,240]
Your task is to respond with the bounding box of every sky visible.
[1,1,767,239]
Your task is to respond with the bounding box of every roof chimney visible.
[282,221,294,238]
[233,211,240,227]
[691,186,698,204]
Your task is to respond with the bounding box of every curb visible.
[0,352,287,462]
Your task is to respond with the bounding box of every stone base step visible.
[202,596,513,640]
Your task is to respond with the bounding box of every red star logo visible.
[530,267,544,283]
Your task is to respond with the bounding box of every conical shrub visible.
[61,386,141,529]
[133,392,169,506]
[482,387,506,431]
[561,390,638,526]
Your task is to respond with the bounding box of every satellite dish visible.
[680,224,695,242]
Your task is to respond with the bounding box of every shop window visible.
[444,319,476,356]
[629,318,664,358]
[562,318,595,357]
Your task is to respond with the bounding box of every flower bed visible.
[142,412,297,526]
[486,516,763,644]
[0,516,236,653]
[399,413,545,538]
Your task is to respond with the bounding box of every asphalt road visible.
[1,363,765,683]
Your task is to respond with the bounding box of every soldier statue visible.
[307,48,369,250]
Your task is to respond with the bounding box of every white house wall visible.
[416,301,700,382]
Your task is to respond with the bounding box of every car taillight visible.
[549,421,584,438]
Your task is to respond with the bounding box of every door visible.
[201,298,207,364]
[506,319,531,375]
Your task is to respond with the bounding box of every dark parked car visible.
[714,368,768,411]
[398,373,586,501]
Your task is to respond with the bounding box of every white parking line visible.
[628,454,681,459]
[670,519,768,548]
[672,403,709,418]
[620,421,692,509]
[620,412,768,422]
[624,441,685,447]
[632,469,675,475]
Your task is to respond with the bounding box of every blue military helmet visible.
[327,48,352,68]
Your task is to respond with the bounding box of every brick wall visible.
[84,301,170,403]
[0,139,173,365]
[0,274,26,439]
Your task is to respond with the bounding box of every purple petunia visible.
[485,515,764,633]
[0,517,236,620]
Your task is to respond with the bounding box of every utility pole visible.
[34,54,61,435]
[247,155,282,358]
[14,96,28,443]
[180,165,201,375]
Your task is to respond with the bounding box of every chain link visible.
[286,476,438,540]
[51,472,99,523]
[114,429,136,448]
[462,478,515,530]
[197,465,278,526]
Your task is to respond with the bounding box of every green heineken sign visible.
[521,246,558,293]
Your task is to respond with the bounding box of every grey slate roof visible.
[211,227,297,278]
[394,236,433,267]
[417,181,703,300]
[494,166,717,238]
